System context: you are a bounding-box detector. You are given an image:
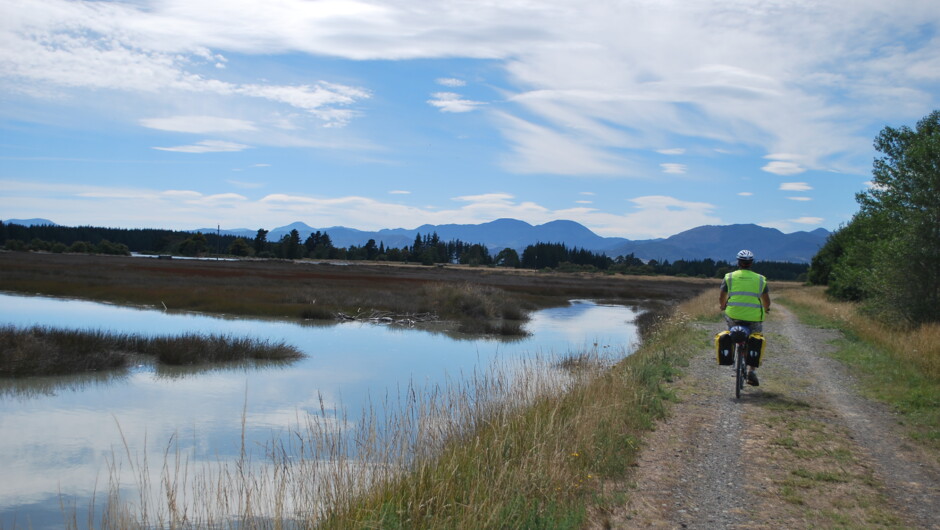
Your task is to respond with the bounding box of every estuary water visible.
[0,292,642,528]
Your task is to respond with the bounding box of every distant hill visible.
[606,224,831,264]
[4,218,57,227]
[201,219,828,263]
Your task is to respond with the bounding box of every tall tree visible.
[812,110,940,323]
[858,110,940,323]
[253,229,269,255]
[495,248,520,268]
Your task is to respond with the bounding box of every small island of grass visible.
[0,325,304,377]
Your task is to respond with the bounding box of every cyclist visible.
[719,249,771,386]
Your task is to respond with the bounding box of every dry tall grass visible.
[777,285,940,379]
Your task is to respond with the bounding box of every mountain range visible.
[199,218,828,263]
[5,217,830,263]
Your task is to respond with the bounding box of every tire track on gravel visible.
[601,322,756,528]
[599,304,940,529]
[776,306,940,529]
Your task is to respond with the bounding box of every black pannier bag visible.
[746,333,765,367]
[714,331,734,365]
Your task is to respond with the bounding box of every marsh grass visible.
[1,253,713,335]
[87,293,708,529]
[0,326,303,377]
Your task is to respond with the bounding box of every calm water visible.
[0,292,641,528]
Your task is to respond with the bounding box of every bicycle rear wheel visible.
[735,343,745,399]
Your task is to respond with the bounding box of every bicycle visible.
[728,324,751,399]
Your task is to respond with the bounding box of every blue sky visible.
[1,0,938,239]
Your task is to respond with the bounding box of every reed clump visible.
[0,326,128,376]
[0,326,303,377]
[421,282,529,336]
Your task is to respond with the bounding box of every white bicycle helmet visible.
[736,249,754,261]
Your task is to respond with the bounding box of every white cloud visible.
[762,161,806,175]
[657,148,686,155]
[791,216,824,225]
[660,163,687,174]
[388,190,410,195]
[779,182,813,191]
[437,78,466,87]
[237,82,370,125]
[140,116,257,134]
[575,200,592,204]
[427,92,485,113]
[787,196,812,201]
[153,140,250,153]
[452,193,514,204]
[737,192,753,196]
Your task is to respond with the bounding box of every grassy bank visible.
[322,304,708,529]
[776,285,940,450]
[93,293,712,528]
[0,326,303,377]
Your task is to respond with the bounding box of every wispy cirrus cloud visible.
[657,148,686,155]
[437,78,466,87]
[779,182,813,191]
[762,161,806,175]
[427,92,486,113]
[153,140,250,153]
[791,216,824,225]
[140,116,257,134]
[660,163,687,174]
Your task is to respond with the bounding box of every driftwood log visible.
[336,309,437,326]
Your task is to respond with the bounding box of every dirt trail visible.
[596,305,940,529]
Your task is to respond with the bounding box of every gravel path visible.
[597,304,940,529]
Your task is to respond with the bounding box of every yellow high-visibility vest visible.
[724,269,767,322]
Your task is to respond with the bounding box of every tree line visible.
[2,221,808,281]
[806,110,939,325]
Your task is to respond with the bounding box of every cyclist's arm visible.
[761,291,771,312]
[719,290,729,311]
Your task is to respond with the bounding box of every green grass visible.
[828,338,940,448]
